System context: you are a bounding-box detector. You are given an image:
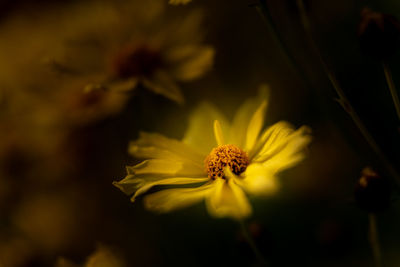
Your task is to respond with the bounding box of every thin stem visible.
[368,213,383,267]
[383,62,400,121]
[254,0,338,129]
[254,0,314,93]
[295,0,400,185]
[239,220,267,266]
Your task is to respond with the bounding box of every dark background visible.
[1,0,400,266]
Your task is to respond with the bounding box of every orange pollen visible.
[204,144,249,179]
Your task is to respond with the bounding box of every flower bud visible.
[358,8,400,59]
[354,167,391,212]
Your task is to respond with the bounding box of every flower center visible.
[204,144,249,179]
[112,44,163,78]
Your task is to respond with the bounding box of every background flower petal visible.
[168,45,215,81]
[142,71,184,104]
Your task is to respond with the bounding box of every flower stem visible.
[254,0,340,126]
[295,0,400,185]
[383,61,400,121]
[254,0,314,93]
[368,213,383,267]
[239,220,267,266]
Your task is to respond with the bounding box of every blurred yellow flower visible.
[55,245,125,267]
[0,0,214,132]
[114,87,311,219]
[0,237,35,267]
[12,192,79,251]
[43,0,214,104]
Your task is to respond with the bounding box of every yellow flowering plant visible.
[114,87,311,219]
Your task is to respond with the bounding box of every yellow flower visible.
[0,0,213,129]
[55,244,125,267]
[43,0,214,104]
[113,88,311,219]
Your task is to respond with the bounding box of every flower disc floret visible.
[205,144,249,179]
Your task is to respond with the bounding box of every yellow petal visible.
[249,121,294,159]
[133,177,209,202]
[113,156,208,201]
[142,71,184,104]
[105,77,138,92]
[168,45,215,81]
[229,85,269,148]
[213,120,225,146]
[144,184,214,213]
[85,245,125,267]
[163,9,203,45]
[112,174,139,195]
[245,100,267,151]
[166,45,203,62]
[113,175,209,202]
[238,163,279,196]
[129,132,204,167]
[183,102,229,155]
[255,125,312,173]
[125,159,205,178]
[205,177,252,220]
